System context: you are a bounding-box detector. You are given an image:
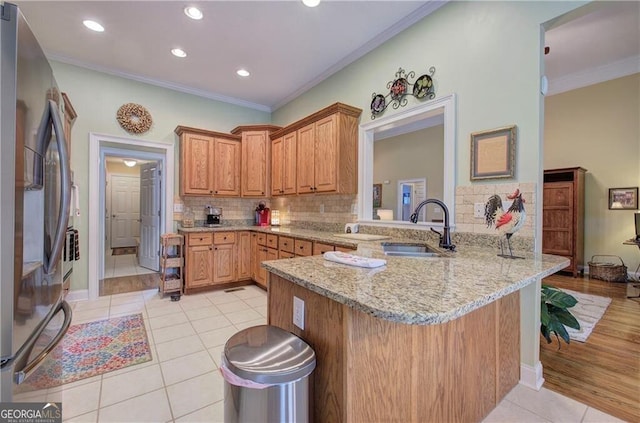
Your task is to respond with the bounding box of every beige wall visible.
[373,125,444,221]
[544,73,640,275]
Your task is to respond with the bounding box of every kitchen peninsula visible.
[262,244,568,423]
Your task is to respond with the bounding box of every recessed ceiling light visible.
[236,69,250,77]
[83,20,104,32]
[302,0,321,7]
[184,6,203,20]
[123,159,136,167]
[171,48,187,58]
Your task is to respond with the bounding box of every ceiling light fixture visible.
[302,0,321,7]
[184,6,203,20]
[236,69,250,77]
[123,159,136,167]
[83,20,105,32]
[171,48,187,58]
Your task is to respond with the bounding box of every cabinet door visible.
[542,182,574,256]
[242,131,269,197]
[213,243,235,284]
[314,114,338,192]
[296,123,315,193]
[186,245,213,288]
[251,233,261,283]
[271,137,284,196]
[237,231,252,280]
[181,133,214,196]
[213,138,241,196]
[255,246,268,288]
[282,132,297,195]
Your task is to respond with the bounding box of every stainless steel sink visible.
[381,242,441,257]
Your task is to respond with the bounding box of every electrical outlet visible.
[173,203,184,213]
[474,203,484,218]
[320,204,325,213]
[293,296,305,330]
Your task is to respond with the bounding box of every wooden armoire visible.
[542,167,586,277]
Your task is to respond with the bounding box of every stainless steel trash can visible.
[222,325,316,423]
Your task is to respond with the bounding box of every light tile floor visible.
[104,252,156,279]
[19,285,625,423]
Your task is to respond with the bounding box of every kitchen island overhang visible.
[263,248,569,423]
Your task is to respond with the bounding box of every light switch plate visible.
[293,296,305,330]
[474,203,484,218]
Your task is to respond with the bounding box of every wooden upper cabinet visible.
[271,103,361,195]
[296,123,316,193]
[213,138,241,196]
[314,114,338,192]
[180,130,214,196]
[271,132,297,196]
[176,126,241,197]
[232,125,281,198]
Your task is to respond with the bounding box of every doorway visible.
[88,133,174,300]
[397,178,427,222]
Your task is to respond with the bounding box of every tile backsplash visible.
[175,182,535,251]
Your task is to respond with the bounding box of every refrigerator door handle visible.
[13,300,72,384]
[43,99,71,274]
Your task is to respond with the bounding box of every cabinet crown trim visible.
[270,102,362,139]
[175,125,241,140]
[230,125,282,135]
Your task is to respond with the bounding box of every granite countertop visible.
[178,225,367,249]
[262,245,568,326]
[178,224,568,325]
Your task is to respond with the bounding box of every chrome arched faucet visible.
[410,199,456,251]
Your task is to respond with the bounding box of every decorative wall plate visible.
[370,94,386,114]
[116,103,153,134]
[370,67,436,119]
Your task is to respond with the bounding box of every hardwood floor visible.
[99,273,161,296]
[540,273,640,422]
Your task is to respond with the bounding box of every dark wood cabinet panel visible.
[542,168,586,277]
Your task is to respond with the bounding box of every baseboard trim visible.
[520,361,544,390]
[65,289,89,303]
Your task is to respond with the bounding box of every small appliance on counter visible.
[255,202,270,226]
[205,205,222,227]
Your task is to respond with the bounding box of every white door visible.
[398,178,427,222]
[110,175,140,248]
[139,162,161,271]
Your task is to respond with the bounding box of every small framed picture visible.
[470,125,516,181]
[608,187,638,210]
[373,184,382,208]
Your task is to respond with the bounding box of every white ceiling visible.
[16,1,640,112]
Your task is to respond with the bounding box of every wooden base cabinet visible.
[543,167,586,277]
[185,234,214,290]
[268,275,520,423]
[236,231,252,280]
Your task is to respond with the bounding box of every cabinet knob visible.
[210,190,213,194]
[215,191,218,194]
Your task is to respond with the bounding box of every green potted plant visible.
[540,284,580,347]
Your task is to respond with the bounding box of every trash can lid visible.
[224,325,316,385]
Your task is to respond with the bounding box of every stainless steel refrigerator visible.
[1,2,72,402]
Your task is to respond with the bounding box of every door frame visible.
[89,133,174,300]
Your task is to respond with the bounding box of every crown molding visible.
[547,55,640,96]
[271,0,448,111]
[48,53,272,113]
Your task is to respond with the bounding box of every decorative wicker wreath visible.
[116,103,153,134]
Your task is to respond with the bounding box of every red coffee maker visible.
[255,202,270,226]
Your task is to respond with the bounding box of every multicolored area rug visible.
[17,313,152,392]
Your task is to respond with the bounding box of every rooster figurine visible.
[484,189,526,258]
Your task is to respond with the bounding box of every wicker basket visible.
[588,255,627,282]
